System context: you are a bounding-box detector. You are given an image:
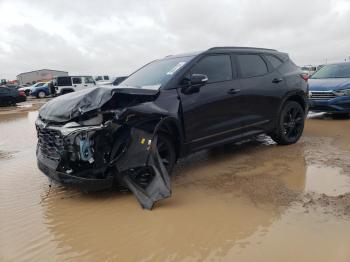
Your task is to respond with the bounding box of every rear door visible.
[179,54,243,149]
[72,77,84,91]
[235,53,286,133]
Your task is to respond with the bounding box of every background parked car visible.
[0,86,26,106]
[112,76,128,85]
[98,76,128,86]
[301,65,318,76]
[309,62,350,114]
[53,76,96,95]
[94,75,114,85]
[19,82,46,96]
[30,82,51,98]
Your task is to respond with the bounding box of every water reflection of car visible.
[30,82,50,98]
[309,62,350,114]
[0,86,26,106]
[19,82,46,96]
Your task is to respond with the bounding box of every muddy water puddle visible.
[1,109,350,261]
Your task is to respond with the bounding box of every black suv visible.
[36,47,308,209]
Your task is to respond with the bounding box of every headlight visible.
[334,88,350,96]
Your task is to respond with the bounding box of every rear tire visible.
[8,97,16,106]
[270,101,305,145]
[37,91,46,98]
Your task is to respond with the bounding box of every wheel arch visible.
[155,117,184,159]
[274,91,308,127]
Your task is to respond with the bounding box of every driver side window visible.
[191,55,233,83]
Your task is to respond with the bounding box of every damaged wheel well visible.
[157,119,182,159]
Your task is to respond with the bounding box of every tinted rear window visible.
[191,55,233,83]
[237,54,268,78]
[56,77,72,86]
[0,88,9,94]
[265,55,283,69]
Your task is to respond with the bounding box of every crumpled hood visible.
[39,86,159,123]
[309,78,350,91]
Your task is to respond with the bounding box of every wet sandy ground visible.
[1,100,350,261]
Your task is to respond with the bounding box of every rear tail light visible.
[300,74,309,81]
[19,91,26,96]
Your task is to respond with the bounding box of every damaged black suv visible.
[36,47,308,209]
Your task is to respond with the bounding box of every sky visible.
[1,0,350,79]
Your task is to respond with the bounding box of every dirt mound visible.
[302,192,350,218]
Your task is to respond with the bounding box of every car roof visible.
[164,46,282,59]
[322,62,350,66]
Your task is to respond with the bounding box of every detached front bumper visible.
[309,97,350,113]
[37,149,114,191]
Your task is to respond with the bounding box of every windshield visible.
[120,56,194,89]
[33,82,45,87]
[311,63,350,79]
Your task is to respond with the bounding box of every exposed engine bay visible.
[36,87,179,209]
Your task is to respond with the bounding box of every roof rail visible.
[208,46,277,52]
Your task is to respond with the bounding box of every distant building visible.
[16,69,68,85]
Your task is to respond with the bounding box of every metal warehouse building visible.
[17,69,68,85]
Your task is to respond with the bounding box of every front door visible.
[178,54,244,150]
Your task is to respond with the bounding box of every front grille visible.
[309,91,336,100]
[37,128,64,160]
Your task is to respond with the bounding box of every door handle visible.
[227,88,240,94]
[73,84,77,87]
[84,84,87,87]
[272,78,283,83]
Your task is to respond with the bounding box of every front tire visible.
[156,133,176,175]
[270,101,305,145]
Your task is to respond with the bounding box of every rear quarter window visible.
[237,54,268,78]
[265,55,283,69]
[56,77,72,86]
[0,88,9,94]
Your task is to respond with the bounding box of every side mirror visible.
[182,74,208,94]
[190,74,208,86]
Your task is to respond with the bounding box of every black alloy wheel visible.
[271,101,305,145]
[282,105,304,140]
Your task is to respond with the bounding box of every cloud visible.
[1,0,350,79]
